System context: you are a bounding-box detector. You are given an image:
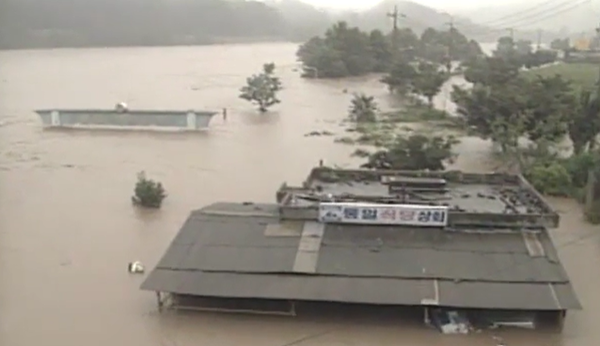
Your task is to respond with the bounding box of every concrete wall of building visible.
[36,109,215,129]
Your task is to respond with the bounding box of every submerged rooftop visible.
[276,167,559,228]
[141,202,581,311]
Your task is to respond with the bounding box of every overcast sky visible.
[299,0,526,10]
[301,0,600,16]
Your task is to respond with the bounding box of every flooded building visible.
[141,167,581,330]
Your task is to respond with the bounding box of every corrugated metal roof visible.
[142,202,581,310]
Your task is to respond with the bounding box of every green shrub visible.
[561,152,598,188]
[351,148,371,158]
[524,162,572,197]
[585,201,600,224]
[132,171,166,208]
[419,108,449,121]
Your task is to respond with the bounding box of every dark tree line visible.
[0,0,292,49]
[296,21,483,79]
[491,36,557,69]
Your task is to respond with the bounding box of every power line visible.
[448,0,589,32]
[479,0,581,27]
[401,0,589,38]
[483,0,590,30]
[400,1,589,45]
[453,0,591,41]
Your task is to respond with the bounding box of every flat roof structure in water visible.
[141,202,580,311]
[276,167,560,228]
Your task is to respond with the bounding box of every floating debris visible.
[115,102,129,113]
[128,261,145,274]
[304,130,334,137]
[427,308,471,334]
[492,336,506,346]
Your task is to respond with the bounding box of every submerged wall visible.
[36,109,216,129]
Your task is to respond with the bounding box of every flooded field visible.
[0,43,599,346]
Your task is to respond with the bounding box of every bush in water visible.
[132,171,166,208]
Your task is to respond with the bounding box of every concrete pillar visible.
[536,310,565,332]
[50,111,61,126]
[558,311,566,331]
[585,169,596,214]
[186,111,196,130]
[156,291,163,311]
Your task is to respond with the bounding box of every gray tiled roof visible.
[141,202,581,310]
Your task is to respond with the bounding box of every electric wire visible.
[478,0,590,31]
[427,0,593,41]
[476,0,587,27]
[474,0,565,26]
[448,0,590,35]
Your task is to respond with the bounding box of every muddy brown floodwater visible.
[0,43,599,346]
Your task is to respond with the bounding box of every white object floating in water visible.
[115,102,129,113]
[492,336,506,346]
[128,261,145,274]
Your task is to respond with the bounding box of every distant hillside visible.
[0,0,291,49]
[266,0,334,41]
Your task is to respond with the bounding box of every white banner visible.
[318,202,448,227]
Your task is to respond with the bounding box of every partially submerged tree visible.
[523,75,573,149]
[568,89,600,155]
[524,49,558,68]
[462,56,520,86]
[239,62,282,112]
[412,61,449,107]
[296,21,481,79]
[455,64,600,160]
[524,162,572,197]
[491,36,556,69]
[132,171,166,209]
[349,93,378,122]
[493,36,517,61]
[550,38,570,51]
[369,29,394,72]
[361,134,459,171]
[417,27,483,66]
[380,60,417,94]
[452,78,529,154]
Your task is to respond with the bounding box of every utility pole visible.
[506,28,515,53]
[536,29,542,50]
[387,6,406,53]
[596,24,600,85]
[446,15,454,31]
[507,28,514,40]
[387,5,404,33]
[444,14,454,72]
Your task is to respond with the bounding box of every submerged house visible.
[141,167,580,330]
